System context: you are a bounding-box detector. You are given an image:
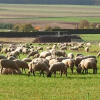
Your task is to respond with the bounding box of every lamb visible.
[76,58,97,74]
[62,59,75,74]
[0,59,21,74]
[47,62,67,77]
[0,68,20,74]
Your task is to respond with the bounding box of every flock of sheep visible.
[0,42,99,77]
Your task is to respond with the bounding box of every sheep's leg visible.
[95,68,97,74]
[65,69,67,77]
[85,69,87,74]
[93,68,96,74]
[54,71,56,77]
[28,71,31,76]
[40,71,44,77]
[32,71,35,76]
[60,70,63,77]
[42,71,44,77]
[86,69,88,74]
[71,68,73,74]
[82,69,84,74]
[1,67,3,74]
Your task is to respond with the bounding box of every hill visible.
[0,0,99,5]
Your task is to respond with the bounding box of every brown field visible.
[0,37,35,43]
[0,4,100,29]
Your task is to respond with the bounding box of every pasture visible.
[0,41,100,100]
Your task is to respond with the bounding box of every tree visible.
[13,24,21,32]
[78,20,89,29]
[22,24,34,32]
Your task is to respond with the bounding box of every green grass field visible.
[80,34,100,42]
[0,43,100,100]
[0,4,100,22]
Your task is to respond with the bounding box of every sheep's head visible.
[76,64,82,74]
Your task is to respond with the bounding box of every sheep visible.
[99,43,100,47]
[0,68,20,74]
[49,59,58,66]
[75,55,96,68]
[54,50,66,57]
[68,53,74,59]
[8,56,16,60]
[28,61,49,77]
[76,54,84,57]
[0,55,7,59]
[47,62,67,77]
[76,58,97,74]
[27,51,38,58]
[97,52,100,58]
[22,48,29,54]
[40,51,51,58]
[8,51,20,58]
[69,46,79,51]
[22,58,32,63]
[56,57,68,62]
[86,43,91,47]
[0,59,21,74]
[85,47,89,52]
[62,59,75,74]
[14,59,29,72]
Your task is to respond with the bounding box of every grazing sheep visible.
[85,47,89,52]
[86,43,91,47]
[75,55,96,68]
[0,55,7,59]
[27,51,38,58]
[0,68,20,74]
[77,58,97,74]
[75,56,84,68]
[97,52,100,58]
[40,51,51,58]
[62,59,74,74]
[56,57,68,62]
[76,54,84,57]
[14,59,29,72]
[0,59,21,74]
[28,61,49,76]
[22,58,32,63]
[54,50,66,57]
[68,53,74,59]
[47,62,67,77]
[49,59,58,66]
[8,56,16,60]
[8,51,20,58]
[69,46,79,51]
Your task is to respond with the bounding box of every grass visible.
[0,42,100,100]
[80,34,100,42]
[0,74,100,100]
